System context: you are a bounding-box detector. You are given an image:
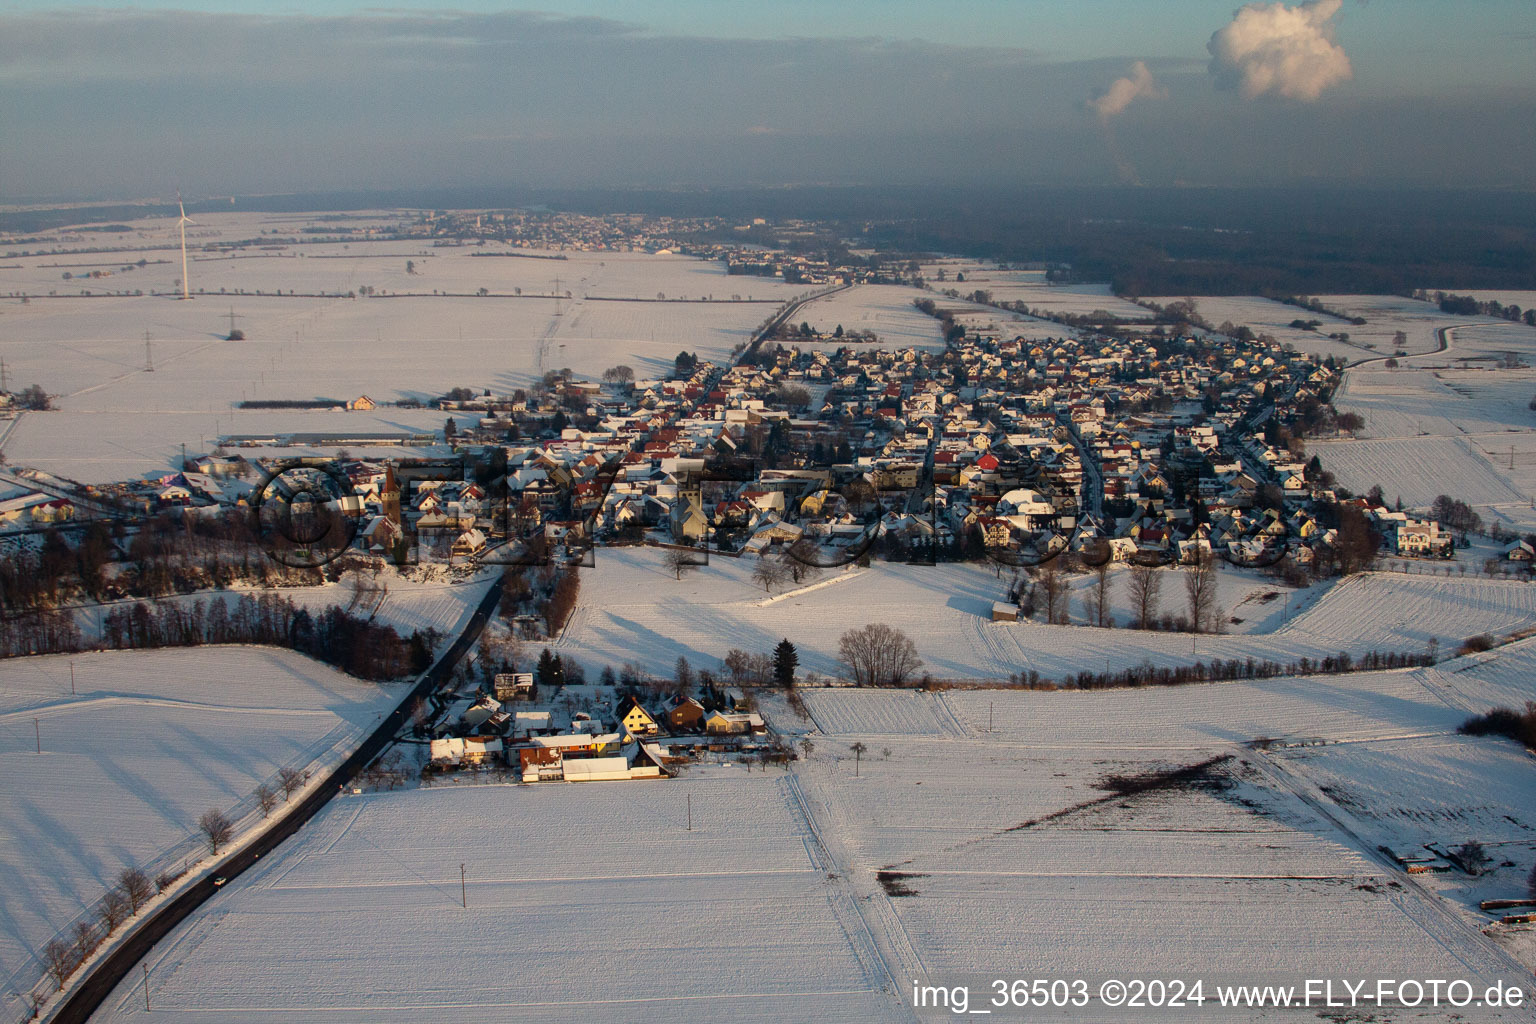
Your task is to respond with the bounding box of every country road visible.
[45,571,505,1024]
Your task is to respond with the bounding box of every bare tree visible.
[1035,562,1070,624]
[278,766,306,799]
[1184,547,1218,633]
[838,623,923,687]
[256,783,277,818]
[752,556,791,593]
[784,541,824,584]
[1085,562,1113,627]
[601,364,636,386]
[98,887,130,933]
[850,741,867,776]
[664,547,698,580]
[72,920,98,962]
[1127,564,1161,629]
[198,809,234,855]
[1453,841,1491,876]
[43,938,76,987]
[119,868,154,913]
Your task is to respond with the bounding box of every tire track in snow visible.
[931,690,970,738]
[784,769,920,1022]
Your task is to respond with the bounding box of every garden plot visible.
[0,647,401,1021]
[1434,321,1536,364]
[87,779,905,1024]
[1268,730,1536,969]
[1313,294,1507,359]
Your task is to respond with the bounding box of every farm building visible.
[429,736,503,767]
[494,672,535,701]
[704,711,765,735]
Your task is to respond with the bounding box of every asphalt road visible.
[48,572,505,1024]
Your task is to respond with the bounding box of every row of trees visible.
[498,564,581,638]
[1010,555,1222,633]
[41,865,158,993]
[0,513,330,614]
[1049,646,1437,691]
[1429,291,1536,326]
[39,763,312,1001]
[0,592,437,679]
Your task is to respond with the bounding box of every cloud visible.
[1207,0,1353,101]
[1088,61,1167,119]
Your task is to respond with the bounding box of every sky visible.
[2,1,1534,200]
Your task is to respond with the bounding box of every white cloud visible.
[1089,61,1167,119]
[1208,0,1353,101]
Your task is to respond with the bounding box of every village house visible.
[617,696,663,737]
[704,711,766,735]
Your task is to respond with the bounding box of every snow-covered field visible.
[1313,365,1536,528]
[85,646,1536,1023]
[1315,294,1534,361]
[1331,368,1536,439]
[1148,295,1366,361]
[0,210,810,482]
[922,261,1154,321]
[1311,435,1526,509]
[789,648,1536,1006]
[0,647,402,1017]
[89,778,905,1024]
[794,284,946,351]
[65,567,498,646]
[553,548,1534,683]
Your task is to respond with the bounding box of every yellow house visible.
[799,489,830,515]
[347,395,377,411]
[617,697,661,737]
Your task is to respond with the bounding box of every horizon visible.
[4,1,1535,200]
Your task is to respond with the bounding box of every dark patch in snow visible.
[876,870,925,897]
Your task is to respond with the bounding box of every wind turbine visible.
[176,193,196,300]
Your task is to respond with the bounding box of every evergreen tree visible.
[536,647,563,687]
[773,638,798,688]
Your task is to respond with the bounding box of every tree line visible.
[1425,291,1536,326]
[3,592,438,680]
